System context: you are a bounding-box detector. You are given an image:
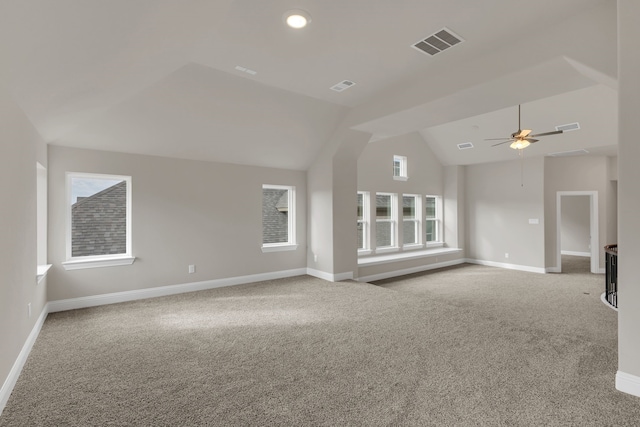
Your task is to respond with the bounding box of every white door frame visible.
[556,191,599,274]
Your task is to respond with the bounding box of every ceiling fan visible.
[486,105,563,150]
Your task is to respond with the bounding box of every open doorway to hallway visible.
[556,191,599,274]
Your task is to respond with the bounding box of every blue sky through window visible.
[71,178,122,204]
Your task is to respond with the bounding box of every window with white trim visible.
[376,193,397,250]
[402,194,422,248]
[262,185,297,252]
[357,192,370,252]
[63,173,133,270]
[393,155,408,181]
[426,195,443,246]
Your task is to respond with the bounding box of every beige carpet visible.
[2,260,639,426]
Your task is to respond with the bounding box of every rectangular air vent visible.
[412,27,464,56]
[547,149,589,157]
[457,142,474,150]
[555,122,580,132]
[330,80,356,92]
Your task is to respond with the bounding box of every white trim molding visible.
[616,371,640,398]
[62,255,136,270]
[561,250,591,257]
[0,304,49,416]
[359,247,462,267]
[357,258,465,282]
[600,292,618,311]
[48,268,307,312]
[306,268,353,282]
[465,258,547,274]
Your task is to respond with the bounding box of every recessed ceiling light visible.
[284,10,311,29]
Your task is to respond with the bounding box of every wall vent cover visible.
[457,142,474,150]
[547,149,589,157]
[330,80,356,92]
[412,27,464,56]
[555,122,580,132]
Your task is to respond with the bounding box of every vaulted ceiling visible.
[0,0,617,170]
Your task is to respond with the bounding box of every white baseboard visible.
[616,371,640,398]
[48,268,307,313]
[546,267,561,273]
[600,292,618,311]
[464,258,547,274]
[306,268,353,282]
[357,259,465,282]
[0,304,50,416]
[561,250,591,257]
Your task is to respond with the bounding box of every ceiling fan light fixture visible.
[284,10,311,29]
[510,139,530,150]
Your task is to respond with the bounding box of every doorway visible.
[556,191,599,274]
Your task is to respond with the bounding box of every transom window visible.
[393,155,408,181]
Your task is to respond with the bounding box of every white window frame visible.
[375,192,398,253]
[261,184,298,252]
[393,155,408,181]
[36,163,52,283]
[402,194,423,250]
[425,195,443,248]
[62,172,134,270]
[357,191,371,255]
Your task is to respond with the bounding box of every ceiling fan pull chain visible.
[520,149,524,187]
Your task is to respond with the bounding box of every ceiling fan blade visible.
[519,129,532,138]
[491,140,513,147]
[529,130,563,137]
[485,137,513,141]
[525,138,539,143]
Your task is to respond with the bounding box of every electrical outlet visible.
[188,265,195,274]
[27,303,31,318]
[505,253,509,259]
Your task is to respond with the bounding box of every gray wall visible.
[465,156,546,269]
[0,84,48,397]
[618,0,640,385]
[47,146,306,301]
[560,195,591,255]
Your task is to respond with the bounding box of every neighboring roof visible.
[71,181,127,257]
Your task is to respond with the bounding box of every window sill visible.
[426,242,444,248]
[62,256,136,271]
[358,247,462,267]
[261,244,298,253]
[393,176,408,181]
[375,246,399,254]
[402,244,424,251]
[37,264,52,284]
[358,249,373,256]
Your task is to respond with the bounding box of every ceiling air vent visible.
[555,122,580,132]
[330,80,356,92]
[457,142,474,150]
[412,27,464,56]
[547,149,589,157]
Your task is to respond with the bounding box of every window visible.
[357,192,370,253]
[426,195,443,246]
[393,155,408,181]
[376,193,397,250]
[63,173,134,270]
[262,185,297,252]
[402,194,422,248]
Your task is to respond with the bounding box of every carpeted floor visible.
[2,258,639,426]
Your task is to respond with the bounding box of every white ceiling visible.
[0,0,617,170]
